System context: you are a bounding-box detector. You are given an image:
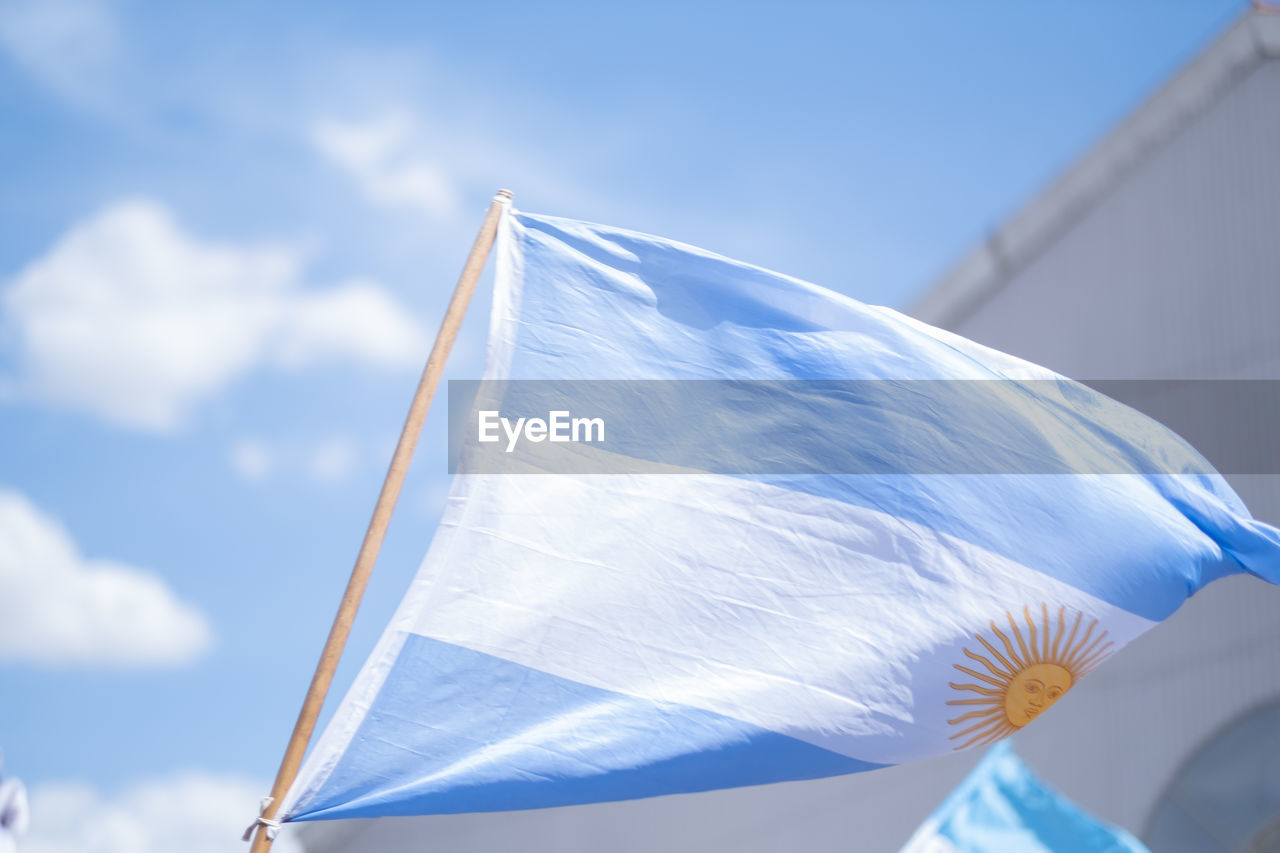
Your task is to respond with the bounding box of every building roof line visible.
[911,10,1280,328]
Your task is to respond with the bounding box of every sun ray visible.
[997,620,1028,668]
[1079,659,1110,678]
[1073,635,1111,664]
[989,621,1026,671]
[948,715,1008,741]
[962,648,1012,679]
[1051,606,1066,661]
[1041,603,1051,659]
[953,722,1010,748]
[949,682,1002,697]
[1075,643,1114,673]
[1024,606,1039,663]
[973,721,1015,744]
[1063,610,1083,659]
[1069,620,1098,664]
[1066,632,1103,668]
[976,633,1017,675]
[1065,629,1109,670]
[947,707,1004,726]
[946,697,1002,706]
[962,723,1015,749]
[1078,661,1106,678]
[957,722,1013,747]
[1008,611,1033,665]
[952,664,1007,688]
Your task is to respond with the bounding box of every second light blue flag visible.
[901,742,1149,853]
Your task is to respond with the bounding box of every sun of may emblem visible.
[946,604,1114,750]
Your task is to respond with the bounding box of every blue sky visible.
[0,1,1246,849]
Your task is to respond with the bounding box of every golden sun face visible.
[947,605,1113,750]
[1005,663,1071,726]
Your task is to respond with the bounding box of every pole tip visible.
[495,189,513,201]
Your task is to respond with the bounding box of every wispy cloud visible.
[305,436,358,483]
[304,101,649,249]
[228,435,362,485]
[0,0,119,109]
[2,199,428,431]
[312,113,460,220]
[23,772,303,853]
[0,489,212,668]
[271,277,427,370]
[228,438,274,483]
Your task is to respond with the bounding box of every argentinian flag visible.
[278,201,1280,822]
[900,742,1149,852]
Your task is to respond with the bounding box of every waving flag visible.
[900,742,1149,852]
[276,202,1280,823]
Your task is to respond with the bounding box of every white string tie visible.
[242,796,281,842]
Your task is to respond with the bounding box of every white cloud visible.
[421,478,454,518]
[23,772,303,853]
[2,199,428,431]
[229,436,364,485]
[0,0,118,108]
[0,490,212,668]
[312,113,460,220]
[306,437,358,483]
[228,438,274,482]
[273,278,427,369]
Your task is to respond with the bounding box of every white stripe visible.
[408,470,1154,766]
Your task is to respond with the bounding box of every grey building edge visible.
[298,10,1280,852]
[910,10,1280,331]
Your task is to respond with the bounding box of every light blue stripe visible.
[288,634,883,821]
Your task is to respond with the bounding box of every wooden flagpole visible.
[247,189,513,852]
